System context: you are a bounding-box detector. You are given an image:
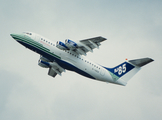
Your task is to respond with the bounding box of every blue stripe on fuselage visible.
[17,40,95,79]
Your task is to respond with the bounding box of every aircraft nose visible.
[10,33,20,40]
[10,33,14,37]
[10,33,17,38]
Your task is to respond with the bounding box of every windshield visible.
[23,32,32,35]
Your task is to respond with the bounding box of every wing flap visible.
[47,61,66,77]
[48,67,57,77]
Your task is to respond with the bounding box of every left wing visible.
[64,36,107,56]
[38,56,65,77]
[48,62,65,77]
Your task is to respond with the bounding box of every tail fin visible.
[105,58,154,86]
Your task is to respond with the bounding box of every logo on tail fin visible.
[105,62,135,81]
[110,62,135,77]
[114,63,127,75]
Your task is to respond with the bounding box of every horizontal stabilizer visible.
[129,58,154,67]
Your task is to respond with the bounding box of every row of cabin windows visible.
[64,50,100,69]
[85,60,100,69]
[40,38,55,46]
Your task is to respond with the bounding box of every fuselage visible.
[10,32,125,85]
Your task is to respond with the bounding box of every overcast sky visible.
[0,0,162,120]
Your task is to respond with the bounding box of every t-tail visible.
[105,58,154,86]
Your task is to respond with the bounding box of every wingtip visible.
[149,58,154,62]
[99,36,107,40]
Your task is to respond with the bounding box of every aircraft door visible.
[100,68,105,76]
[35,35,41,42]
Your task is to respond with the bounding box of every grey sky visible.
[0,0,162,120]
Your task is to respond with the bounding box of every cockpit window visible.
[23,32,32,35]
[27,33,32,35]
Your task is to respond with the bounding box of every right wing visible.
[64,36,107,56]
[77,36,107,55]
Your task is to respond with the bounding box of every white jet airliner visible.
[10,32,153,86]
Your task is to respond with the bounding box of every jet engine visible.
[56,41,69,50]
[38,56,51,68]
[65,39,77,49]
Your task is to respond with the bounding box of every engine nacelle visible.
[65,39,77,49]
[40,56,51,62]
[56,41,69,50]
[38,56,51,68]
[38,60,49,68]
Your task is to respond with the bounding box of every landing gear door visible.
[35,35,41,42]
[100,68,105,76]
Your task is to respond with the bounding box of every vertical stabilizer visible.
[105,58,154,86]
